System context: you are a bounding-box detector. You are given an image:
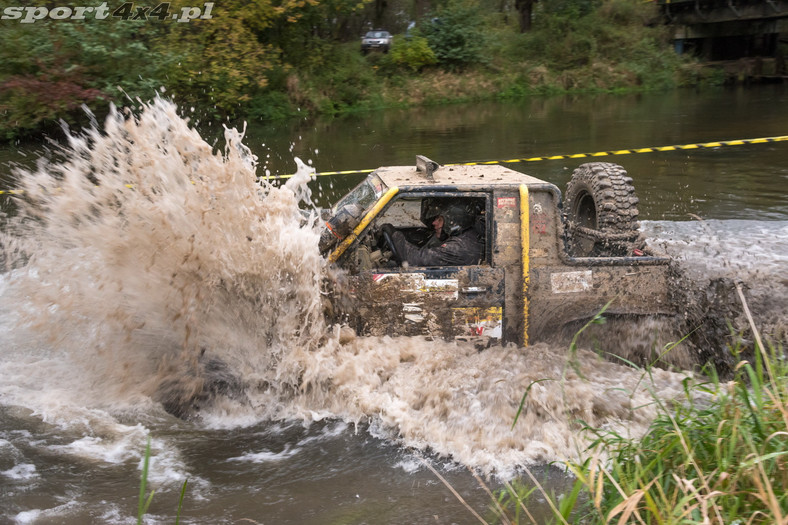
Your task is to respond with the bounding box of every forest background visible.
[0,0,715,140]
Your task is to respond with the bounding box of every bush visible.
[247,91,297,121]
[422,0,488,71]
[298,44,380,114]
[0,17,167,138]
[387,37,437,72]
[539,0,600,19]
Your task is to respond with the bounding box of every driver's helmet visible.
[441,201,477,237]
[420,198,444,227]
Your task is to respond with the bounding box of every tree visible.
[158,6,277,116]
[0,2,169,137]
[422,0,487,70]
[515,0,537,32]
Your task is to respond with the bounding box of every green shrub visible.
[297,44,380,114]
[388,37,438,72]
[248,91,298,121]
[422,0,488,71]
[0,17,167,138]
[539,0,600,19]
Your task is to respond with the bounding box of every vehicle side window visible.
[377,199,422,227]
[352,195,489,271]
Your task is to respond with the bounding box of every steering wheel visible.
[381,229,402,264]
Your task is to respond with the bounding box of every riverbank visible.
[0,0,717,141]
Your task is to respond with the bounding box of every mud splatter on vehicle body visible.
[320,157,673,351]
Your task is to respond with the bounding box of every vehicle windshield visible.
[331,173,387,216]
[365,31,388,38]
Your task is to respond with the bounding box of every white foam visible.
[2,463,37,480]
[393,456,422,474]
[13,501,79,524]
[644,219,788,278]
[296,421,349,446]
[40,422,192,488]
[227,444,301,463]
[52,433,142,464]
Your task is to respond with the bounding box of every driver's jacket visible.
[390,228,484,266]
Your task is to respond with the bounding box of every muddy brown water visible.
[0,86,786,524]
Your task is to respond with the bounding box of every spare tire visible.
[564,162,641,257]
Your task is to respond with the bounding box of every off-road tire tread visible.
[566,162,640,232]
[565,162,642,256]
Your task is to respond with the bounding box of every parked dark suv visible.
[361,30,393,54]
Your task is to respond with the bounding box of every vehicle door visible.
[338,191,505,345]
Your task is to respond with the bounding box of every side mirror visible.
[318,203,364,255]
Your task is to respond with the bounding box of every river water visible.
[0,86,786,524]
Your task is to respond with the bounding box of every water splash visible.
[1,98,326,413]
[0,98,717,478]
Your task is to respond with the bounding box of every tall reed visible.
[136,437,189,524]
[494,297,788,524]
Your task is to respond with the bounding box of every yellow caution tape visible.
[308,134,788,179]
[2,135,785,192]
[448,135,788,167]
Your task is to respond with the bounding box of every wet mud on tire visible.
[565,162,642,257]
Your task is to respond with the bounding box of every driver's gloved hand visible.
[380,223,397,237]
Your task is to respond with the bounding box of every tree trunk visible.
[515,0,535,33]
[374,0,388,28]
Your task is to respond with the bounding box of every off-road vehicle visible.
[361,30,393,54]
[319,156,672,346]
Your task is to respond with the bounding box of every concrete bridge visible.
[657,0,788,74]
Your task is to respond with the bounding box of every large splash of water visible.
[0,99,698,476]
[1,99,328,410]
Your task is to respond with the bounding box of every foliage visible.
[300,44,380,114]
[248,90,301,121]
[421,0,488,71]
[387,36,438,72]
[157,0,291,119]
[56,18,168,97]
[570,344,787,524]
[0,64,104,139]
[260,0,373,70]
[0,2,170,138]
[498,0,685,93]
[161,21,273,117]
[1,0,700,138]
[538,0,600,19]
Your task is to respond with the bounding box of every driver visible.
[380,201,484,266]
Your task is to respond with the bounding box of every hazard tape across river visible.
[305,134,788,180]
[1,135,786,193]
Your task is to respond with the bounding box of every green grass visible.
[137,437,155,525]
[490,286,788,525]
[136,437,188,524]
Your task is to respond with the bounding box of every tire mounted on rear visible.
[564,162,642,257]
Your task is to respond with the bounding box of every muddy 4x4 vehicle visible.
[319,156,672,346]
